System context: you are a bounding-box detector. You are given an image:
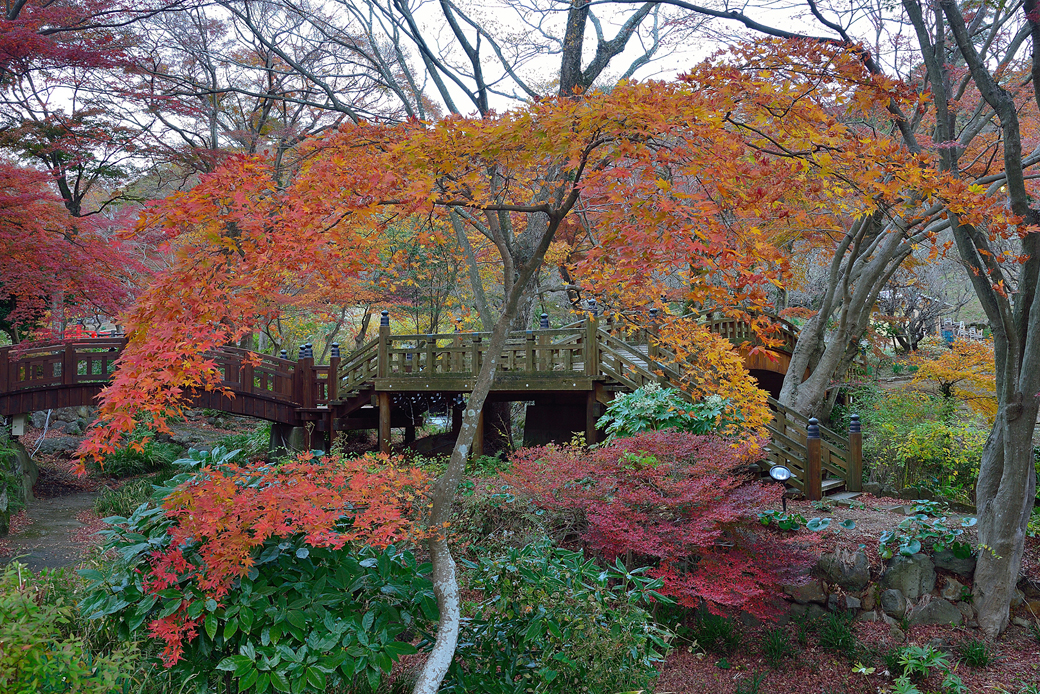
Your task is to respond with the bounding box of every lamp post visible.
[769,465,792,514]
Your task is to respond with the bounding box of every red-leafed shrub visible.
[506,431,814,617]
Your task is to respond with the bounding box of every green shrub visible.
[690,612,740,655]
[92,474,168,518]
[0,562,135,694]
[215,421,271,461]
[89,430,183,478]
[444,541,672,694]
[79,448,435,694]
[597,383,733,440]
[838,384,987,504]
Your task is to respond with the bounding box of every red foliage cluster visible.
[144,452,428,663]
[506,432,815,617]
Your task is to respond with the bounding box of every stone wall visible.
[781,547,1039,637]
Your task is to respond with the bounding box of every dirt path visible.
[0,492,99,571]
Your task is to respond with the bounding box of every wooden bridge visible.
[0,312,861,499]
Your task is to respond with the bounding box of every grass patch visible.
[760,627,795,667]
[817,612,857,660]
[960,638,992,668]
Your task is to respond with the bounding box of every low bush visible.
[837,384,987,504]
[0,562,135,694]
[506,431,815,617]
[690,612,740,655]
[597,383,734,440]
[443,541,672,694]
[88,429,183,478]
[79,450,432,693]
[215,421,272,461]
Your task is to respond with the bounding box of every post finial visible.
[279,349,288,359]
[380,310,390,327]
[649,308,659,319]
[587,298,598,317]
[807,417,820,439]
[297,345,307,360]
[330,342,340,358]
[540,313,549,329]
[850,414,861,433]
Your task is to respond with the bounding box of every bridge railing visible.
[0,339,127,392]
[369,321,593,382]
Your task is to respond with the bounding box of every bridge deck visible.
[0,315,859,499]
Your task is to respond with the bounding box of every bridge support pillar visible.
[378,392,391,454]
[269,423,308,457]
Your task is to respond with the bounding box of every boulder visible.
[845,595,862,611]
[956,602,975,623]
[855,610,879,623]
[881,554,936,600]
[818,550,871,592]
[933,548,976,579]
[34,436,83,456]
[908,598,962,627]
[1011,589,1026,609]
[789,602,827,621]
[881,589,907,618]
[863,482,884,496]
[784,579,827,605]
[861,587,876,611]
[940,578,965,602]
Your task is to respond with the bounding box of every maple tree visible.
[650,0,1040,636]
[0,162,134,342]
[910,339,998,422]
[506,431,815,617]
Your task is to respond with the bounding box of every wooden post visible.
[328,343,341,402]
[378,391,391,453]
[241,358,254,394]
[806,417,823,501]
[585,390,597,445]
[0,347,8,392]
[584,316,599,376]
[472,407,484,458]
[302,344,316,408]
[425,335,435,374]
[472,335,482,375]
[647,308,659,361]
[377,311,390,377]
[538,313,550,371]
[63,342,76,385]
[452,403,462,435]
[848,414,863,492]
[525,331,535,372]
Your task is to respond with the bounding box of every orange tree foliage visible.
[505,431,815,617]
[130,452,427,665]
[569,39,1018,398]
[79,39,1017,458]
[910,339,997,421]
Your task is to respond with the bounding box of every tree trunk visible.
[974,395,1039,636]
[411,295,521,694]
